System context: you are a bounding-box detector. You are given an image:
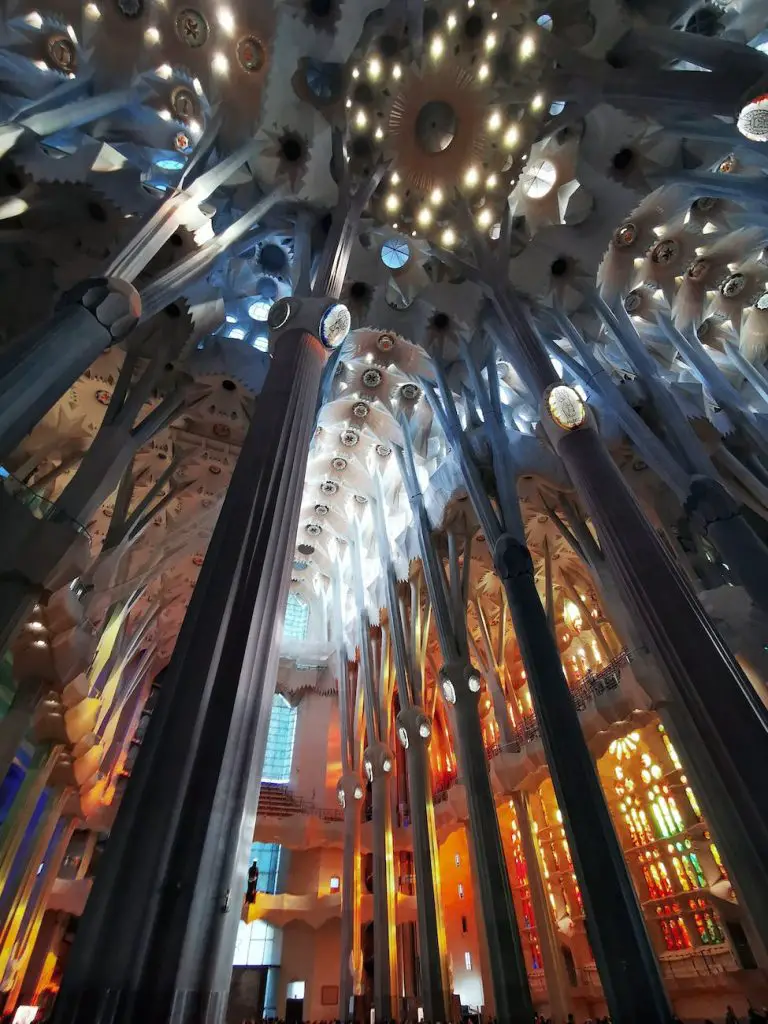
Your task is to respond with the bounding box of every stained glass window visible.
[283,593,309,641]
[380,238,410,270]
[261,694,297,784]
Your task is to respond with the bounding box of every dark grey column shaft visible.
[51,328,326,1024]
[686,476,768,613]
[496,291,768,938]
[400,720,449,1023]
[556,424,768,957]
[366,744,397,1024]
[0,280,139,462]
[495,536,671,1024]
[337,776,363,1023]
[447,670,533,1024]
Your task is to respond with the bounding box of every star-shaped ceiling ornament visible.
[344,0,548,249]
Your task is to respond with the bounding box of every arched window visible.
[283,592,309,641]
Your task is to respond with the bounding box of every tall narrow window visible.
[464,951,472,971]
[283,593,309,641]
[262,694,298,783]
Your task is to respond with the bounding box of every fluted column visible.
[396,707,450,1023]
[441,660,533,1024]
[337,774,364,1023]
[0,279,140,462]
[363,742,398,1023]
[542,396,768,962]
[511,792,572,1024]
[494,286,768,960]
[495,534,671,1024]
[51,327,328,1024]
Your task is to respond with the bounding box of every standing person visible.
[246,861,260,904]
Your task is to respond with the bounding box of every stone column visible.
[495,288,768,959]
[495,534,671,1024]
[0,279,140,462]
[337,774,364,1023]
[511,792,572,1024]
[396,707,450,1024]
[441,660,533,1024]
[363,742,398,1024]
[51,327,328,1024]
[542,403,768,960]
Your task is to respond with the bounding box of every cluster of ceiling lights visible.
[346,0,546,249]
[78,1,241,76]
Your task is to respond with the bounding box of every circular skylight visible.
[549,100,565,116]
[252,332,269,352]
[226,326,247,340]
[248,298,274,321]
[381,238,410,270]
[521,158,557,199]
[155,156,185,171]
[536,13,553,30]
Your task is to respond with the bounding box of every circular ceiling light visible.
[248,298,273,321]
[319,303,351,348]
[547,385,587,430]
[737,95,768,143]
[521,158,557,199]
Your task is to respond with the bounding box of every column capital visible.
[268,295,351,355]
[336,771,365,809]
[493,533,535,582]
[60,278,141,344]
[395,705,432,749]
[362,741,394,781]
[684,475,740,531]
[439,660,483,708]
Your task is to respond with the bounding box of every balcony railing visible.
[256,653,632,821]
[580,946,739,994]
[488,650,630,756]
[1,472,89,538]
[257,782,344,822]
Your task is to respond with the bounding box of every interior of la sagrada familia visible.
[2,0,768,1021]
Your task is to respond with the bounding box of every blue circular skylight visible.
[537,13,553,30]
[381,238,410,270]
[155,156,185,172]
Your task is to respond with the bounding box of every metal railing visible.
[257,653,632,822]
[488,650,630,756]
[1,472,90,538]
[257,782,344,822]
[580,946,739,994]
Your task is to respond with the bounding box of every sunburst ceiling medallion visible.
[345,0,547,248]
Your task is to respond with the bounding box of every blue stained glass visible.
[261,694,297,784]
[283,593,309,641]
[381,238,410,270]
